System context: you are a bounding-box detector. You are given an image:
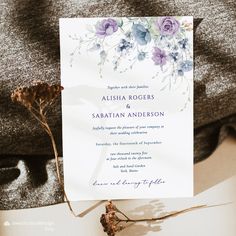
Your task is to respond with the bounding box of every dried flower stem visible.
[34,104,106,217]
[34,109,77,216]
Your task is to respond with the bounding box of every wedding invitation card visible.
[60,17,193,200]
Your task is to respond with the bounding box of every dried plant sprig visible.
[100,201,207,236]
[11,81,105,218]
[11,81,80,217]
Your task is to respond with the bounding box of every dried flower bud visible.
[11,87,36,109]
[100,201,125,236]
[106,201,118,213]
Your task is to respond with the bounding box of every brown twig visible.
[11,81,83,217]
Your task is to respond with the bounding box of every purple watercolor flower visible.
[156,17,180,36]
[95,18,118,38]
[152,47,167,66]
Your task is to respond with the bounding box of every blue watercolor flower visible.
[180,60,193,72]
[178,38,188,49]
[169,52,179,62]
[117,39,132,52]
[178,69,184,76]
[137,51,146,61]
[132,24,151,45]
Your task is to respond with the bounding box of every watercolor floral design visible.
[69,17,193,110]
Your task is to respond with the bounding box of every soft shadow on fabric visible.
[14,0,60,63]
[195,135,236,194]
